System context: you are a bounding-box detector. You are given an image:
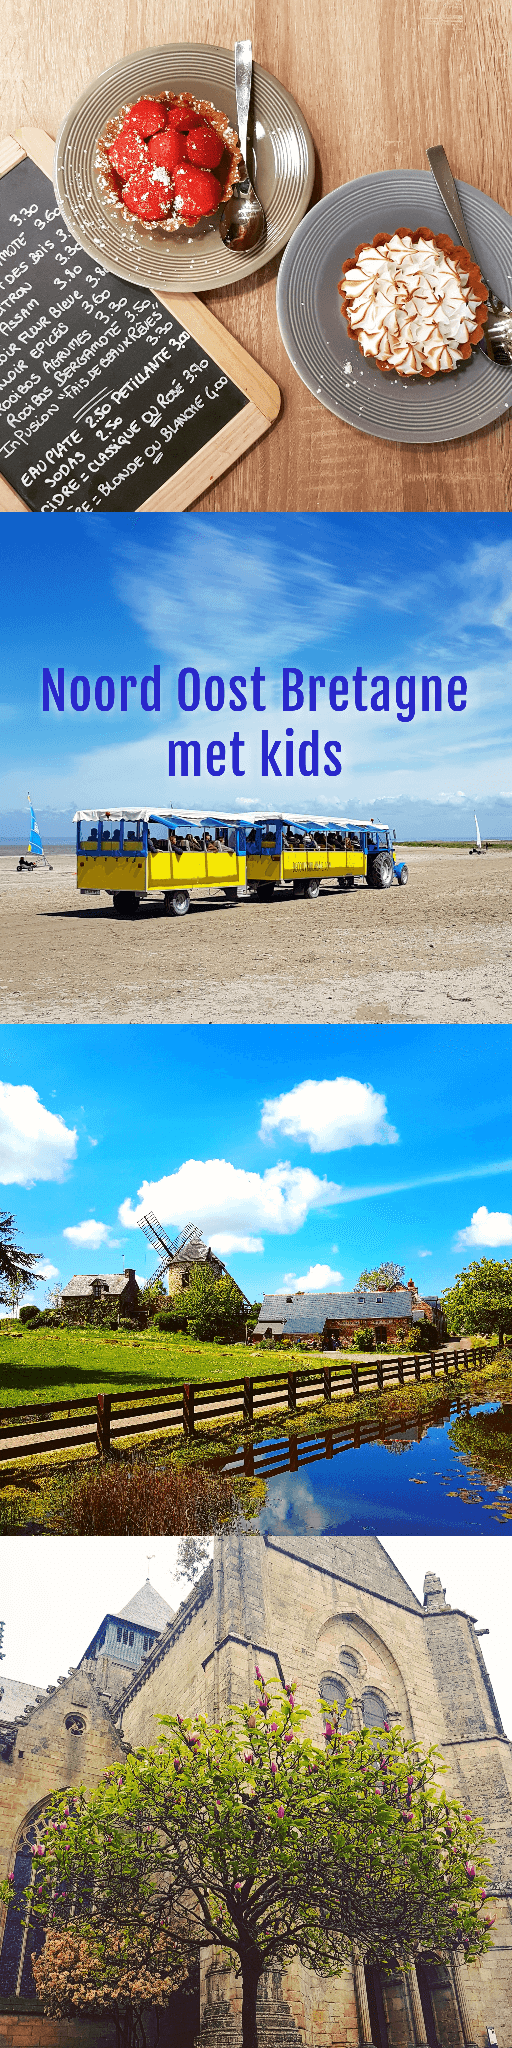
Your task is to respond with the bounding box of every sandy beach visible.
[0,845,509,1025]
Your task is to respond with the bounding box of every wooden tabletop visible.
[3,0,512,510]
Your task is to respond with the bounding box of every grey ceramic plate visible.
[54,43,315,293]
[276,168,512,442]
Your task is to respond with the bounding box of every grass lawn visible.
[0,1324,366,1408]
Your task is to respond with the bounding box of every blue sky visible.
[1,512,512,823]
[2,1023,512,1305]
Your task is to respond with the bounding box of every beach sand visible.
[0,845,509,1025]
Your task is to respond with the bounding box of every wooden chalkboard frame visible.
[0,128,281,512]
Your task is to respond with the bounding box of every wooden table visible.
[3,0,512,509]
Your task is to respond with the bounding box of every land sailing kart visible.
[74,810,408,917]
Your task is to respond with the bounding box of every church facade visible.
[1,1537,511,2048]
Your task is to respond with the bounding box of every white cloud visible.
[0,1083,77,1186]
[63,1219,115,1248]
[455,1206,512,1248]
[418,1249,432,1258]
[209,1234,264,1255]
[34,1262,59,1281]
[119,1157,341,1239]
[260,1077,398,1153]
[281,1264,344,1291]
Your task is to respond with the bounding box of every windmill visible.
[137,1214,214,1288]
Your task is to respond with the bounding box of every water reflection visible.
[222,1397,512,1533]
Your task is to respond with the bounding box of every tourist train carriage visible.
[245,815,408,897]
[74,810,408,916]
[74,809,252,917]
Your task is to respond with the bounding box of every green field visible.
[0,1325,356,1408]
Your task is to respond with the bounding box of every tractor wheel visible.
[304,878,321,899]
[369,852,393,889]
[398,864,409,886]
[164,891,190,917]
[113,893,138,919]
[338,875,355,889]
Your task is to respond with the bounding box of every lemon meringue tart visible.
[338,227,488,377]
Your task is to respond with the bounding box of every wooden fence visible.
[0,1345,494,1467]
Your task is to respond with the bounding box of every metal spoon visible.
[219,41,266,254]
[427,145,512,363]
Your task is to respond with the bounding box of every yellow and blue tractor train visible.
[74,810,408,917]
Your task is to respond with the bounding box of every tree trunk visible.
[241,1956,263,2048]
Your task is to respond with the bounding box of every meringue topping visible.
[338,230,487,377]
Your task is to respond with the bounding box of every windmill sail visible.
[137,1213,209,1285]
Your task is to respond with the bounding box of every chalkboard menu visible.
[0,153,253,510]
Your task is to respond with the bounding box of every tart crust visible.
[338,227,488,378]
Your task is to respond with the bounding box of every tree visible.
[185,1265,246,1341]
[175,1536,212,1585]
[442,1257,512,1348]
[357,1263,405,1291]
[32,1915,192,2048]
[0,1214,42,1311]
[7,1678,493,2048]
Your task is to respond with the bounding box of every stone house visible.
[1,1537,511,2048]
[60,1269,139,1317]
[253,1281,442,1348]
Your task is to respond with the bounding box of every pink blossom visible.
[466,1863,476,1879]
[244,1752,253,1765]
[8,1873,14,1883]
[324,1722,333,1740]
[277,1805,284,1819]
[284,1732,293,1746]
[271,1762,277,1776]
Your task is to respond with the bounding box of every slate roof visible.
[62,1273,137,1299]
[118,1583,175,1630]
[256,1289,420,1334]
[0,1676,44,1723]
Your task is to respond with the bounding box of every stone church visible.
[1,1537,511,2048]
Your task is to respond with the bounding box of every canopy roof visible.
[74,809,389,830]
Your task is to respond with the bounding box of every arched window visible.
[319,1674,354,1730]
[0,1809,49,2000]
[338,1649,359,1677]
[362,1688,388,1728]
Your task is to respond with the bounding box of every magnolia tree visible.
[32,1917,192,2048]
[2,1678,494,2048]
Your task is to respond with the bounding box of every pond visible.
[223,1395,512,1533]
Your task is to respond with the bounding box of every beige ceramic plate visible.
[54,43,315,292]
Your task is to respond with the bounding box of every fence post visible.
[351,1364,360,1398]
[325,1430,334,1460]
[287,1372,297,1412]
[414,1357,421,1382]
[243,1379,254,1426]
[183,1384,195,1438]
[323,1368,332,1403]
[397,1357,404,1385]
[244,1440,255,1477]
[96,1393,111,1458]
[376,1360,384,1392]
[289,1435,299,1472]
[430,1351,436,1379]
